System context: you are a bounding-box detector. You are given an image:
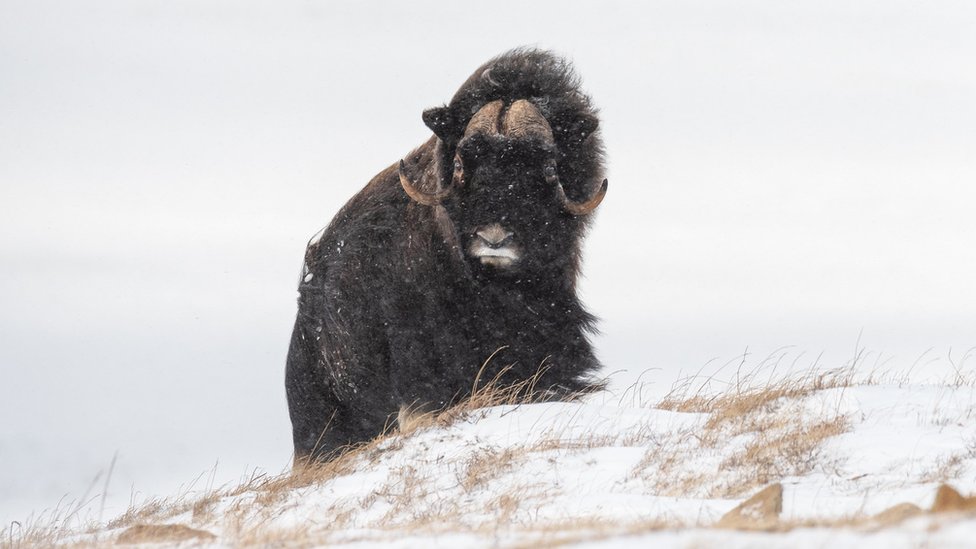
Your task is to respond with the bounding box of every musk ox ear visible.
[557,113,600,147]
[575,113,599,140]
[422,106,462,143]
[566,114,600,143]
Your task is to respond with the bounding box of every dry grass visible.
[6,360,856,547]
[389,357,595,440]
[632,359,857,499]
[920,452,968,484]
[13,348,976,548]
[460,447,523,492]
[659,364,854,418]
[717,416,849,496]
[114,523,215,544]
[212,369,578,546]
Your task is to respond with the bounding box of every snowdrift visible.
[10,367,976,548]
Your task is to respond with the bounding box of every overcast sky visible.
[2,0,975,524]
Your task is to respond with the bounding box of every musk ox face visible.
[450,134,565,275]
[398,99,607,278]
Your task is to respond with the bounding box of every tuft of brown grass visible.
[633,363,855,498]
[630,431,709,496]
[920,453,968,484]
[460,447,522,492]
[446,360,595,420]
[660,366,854,419]
[114,523,215,544]
[717,416,849,497]
[388,358,597,441]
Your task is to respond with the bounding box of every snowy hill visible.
[10,368,976,548]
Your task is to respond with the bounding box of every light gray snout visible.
[475,224,513,249]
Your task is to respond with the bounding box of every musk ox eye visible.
[451,155,465,187]
[544,165,557,179]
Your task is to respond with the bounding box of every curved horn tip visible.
[561,178,608,216]
[398,159,452,207]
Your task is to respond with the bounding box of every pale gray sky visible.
[2,0,975,524]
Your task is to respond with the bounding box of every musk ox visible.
[286,48,609,461]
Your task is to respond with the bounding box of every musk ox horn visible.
[398,160,453,206]
[502,99,554,141]
[557,179,608,215]
[465,100,504,137]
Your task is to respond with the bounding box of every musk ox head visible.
[399,88,607,279]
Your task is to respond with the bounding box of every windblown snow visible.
[14,370,976,548]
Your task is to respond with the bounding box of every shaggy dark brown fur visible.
[286,48,608,461]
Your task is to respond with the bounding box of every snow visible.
[308,227,328,246]
[33,376,976,547]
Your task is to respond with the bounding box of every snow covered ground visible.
[13,367,976,547]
